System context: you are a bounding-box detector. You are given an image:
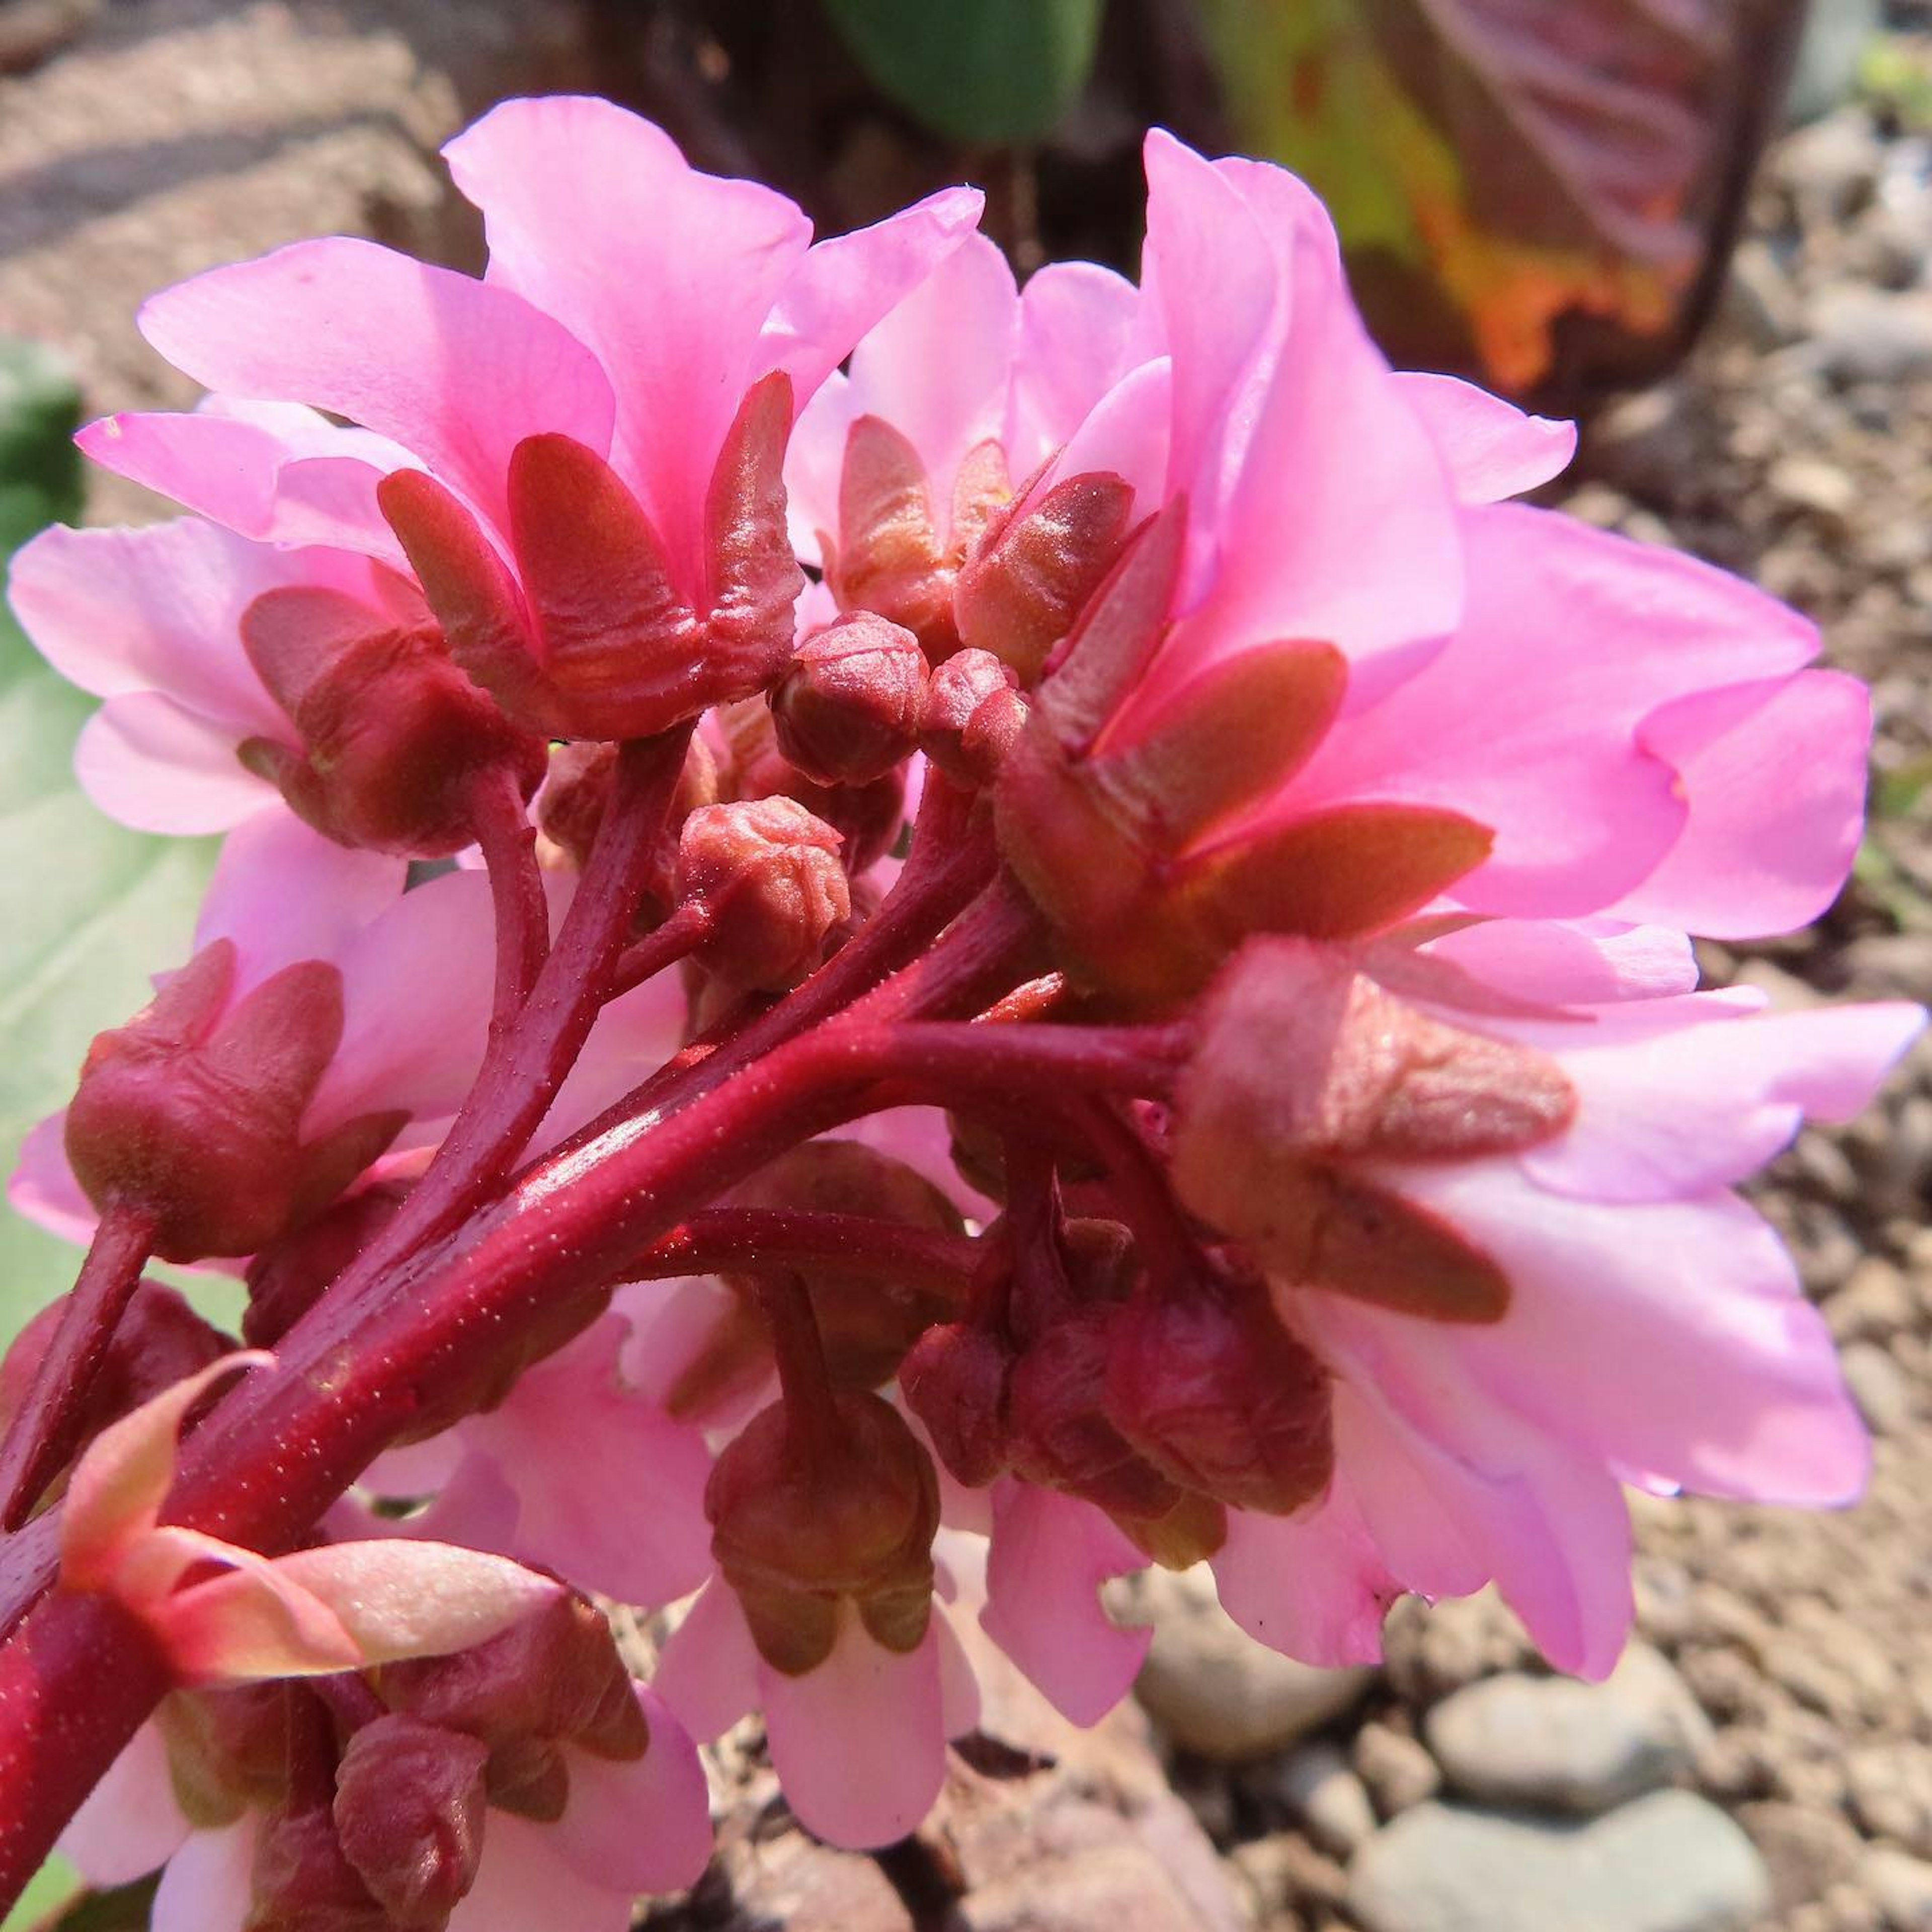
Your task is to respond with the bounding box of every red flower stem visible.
[0,1590,172,1910]
[321,730,693,1288]
[758,1272,844,1462]
[0,1203,156,1532]
[606,899,711,1001]
[623,1209,984,1295]
[1063,1095,1201,1292]
[466,763,550,1037]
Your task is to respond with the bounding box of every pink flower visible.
[1171,933,1924,1676]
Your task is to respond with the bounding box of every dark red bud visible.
[245,1182,408,1347]
[1102,1284,1334,1516]
[333,1716,488,1929]
[246,1805,388,1932]
[239,586,547,859]
[677,797,851,992]
[918,648,1026,787]
[156,1685,290,1830]
[771,611,926,788]
[898,1321,1014,1489]
[707,1390,939,1672]
[63,942,401,1261]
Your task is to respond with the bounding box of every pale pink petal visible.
[783,372,857,567]
[7,518,358,723]
[332,1447,523,1563]
[933,1607,983,1739]
[193,809,406,989]
[1008,261,1146,470]
[450,1814,631,1932]
[532,968,690,1153]
[1348,1163,1872,1514]
[1039,355,1172,517]
[1524,999,1925,1202]
[151,1818,255,1932]
[1211,1484,1399,1667]
[8,1111,97,1248]
[1418,918,1698,1005]
[357,1428,469,1499]
[615,1275,743,1411]
[312,866,498,1133]
[761,1612,946,1849]
[1611,669,1872,937]
[444,96,808,587]
[763,186,988,405]
[549,1688,713,1894]
[138,237,615,539]
[653,1580,760,1744]
[1330,1385,1488,1601]
[463,1317,715,1607]
[1284,506,1823,918]
[58,1720,191,1886]
[830,1107,990,1217]
[155,1548,360,1681]
[844,233,1019,533]
[75,407,410,561]
[979,1482,1148,1725]
[1394,372,1577,502]
[75,694,275,834]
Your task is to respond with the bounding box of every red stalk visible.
[466,763,550,1036]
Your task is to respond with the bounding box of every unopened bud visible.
[64,941,403,1261]
[722,699,908,876]
[245,1182,408,1346]
[708,1390,939,1673]
[156,1685,289,1829]
[919,649,1025,787]
[1103,1279,1333,1516]
[333,1716,488,1928]
[899,1321,1013,1489]
[772,613,926,787]
[246,1803,388,1932]
[239,586,546,858]
[678,798,850,992]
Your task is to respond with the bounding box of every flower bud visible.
[771,612,926,787]
[1102,1276,1334,1516]
[333,1715,488,1929]
[238,587,547,858]
[247,1803,389,1932]
[155,1685,290,1829]
[63,940,404,1261]
[898,1320,1013,1489]
[707,1389,939,1673]
[722,699,908,876]
[677,798,850,993]
[244,1182,408,1347]
[918,648,1025,787]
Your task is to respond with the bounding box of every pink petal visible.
[8,518,359,722]
[549,1687,713,1894]
[531,967,690,1154]
[155,1545,361,1681]
[1417,918,1698,1005]
[1041,355,1172,518]
[1394,373,1577,503]
[138,236,615,539]
[151,1818,256,1932]
[783,372,857,567]
[1285,505,1824,918]
[1612,669,1872,937]
[933,1607,983,1739]
[1353,1163,1872,1513]
[444,96,808,587]
[7,1111,97,1249]
[193,809,406,991]
[1331,1386,1488,1601]
[463,1317,715,1607]
[1524,998,1925,1202]
[761,1612,947,1849]
[58,1720,191,1886]
[979,1482,1148,1725]
[1211,1483,1400,1667]
[75,406,411,561]
[75,694,275,834]
[450,1814,632,1932]
[653,1580,759,1744]
[844,233,1019,528]
[763,186,989,405]
[1008,260,1143,471]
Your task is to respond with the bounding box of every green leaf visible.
[822,0,1104,144]
[0,340,84,553]
[1,1854,81,1932]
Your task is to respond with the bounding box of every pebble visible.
[1841,1340,1914,1436]
[1866,1847,1932,1932]
[1346,1793,1770,1932]
[1354,1721,1443,1818]
[1737,1798,1864,1910]
[954,1846,1213,1932]
[1133,1566,1375,1761]
[1382,1589,1532,1705]
[1847,1744,1932,1858]
[1808,287,1932,384]
[1273,1743,1380,1858]
[1828,1257,1916,1344]
[1721,239,1803,349]
[1423,1645,1712,1816]
[1769,453,1860,523]
[1231,1830,1350,1917]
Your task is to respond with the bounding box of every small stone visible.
[1768,454,1859,523]
[1809,287,1932,384]
[954,1846,1213,1932]
[1737,1799,1863,1911]
[1423,1645,1712,1816]
[1382,1588,1532,1704]
[1133,1566,1374,1761]
[1865,1846,1932,1931]
[1582,385,1701,504]
[1847,1744,1932,1858]
[1720,239,1802,349]
[1354,1722,1443,1818]
[1231,1830,1351,1917]
[1347,1793,1769,1932]
[1841,1341,1913,1435]
[1275,1743,1380,1859]
[1829,1259,1916,1344]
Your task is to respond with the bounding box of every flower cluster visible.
[0,95,1918,1926]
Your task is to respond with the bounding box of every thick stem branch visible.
[467,764,549,1037]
